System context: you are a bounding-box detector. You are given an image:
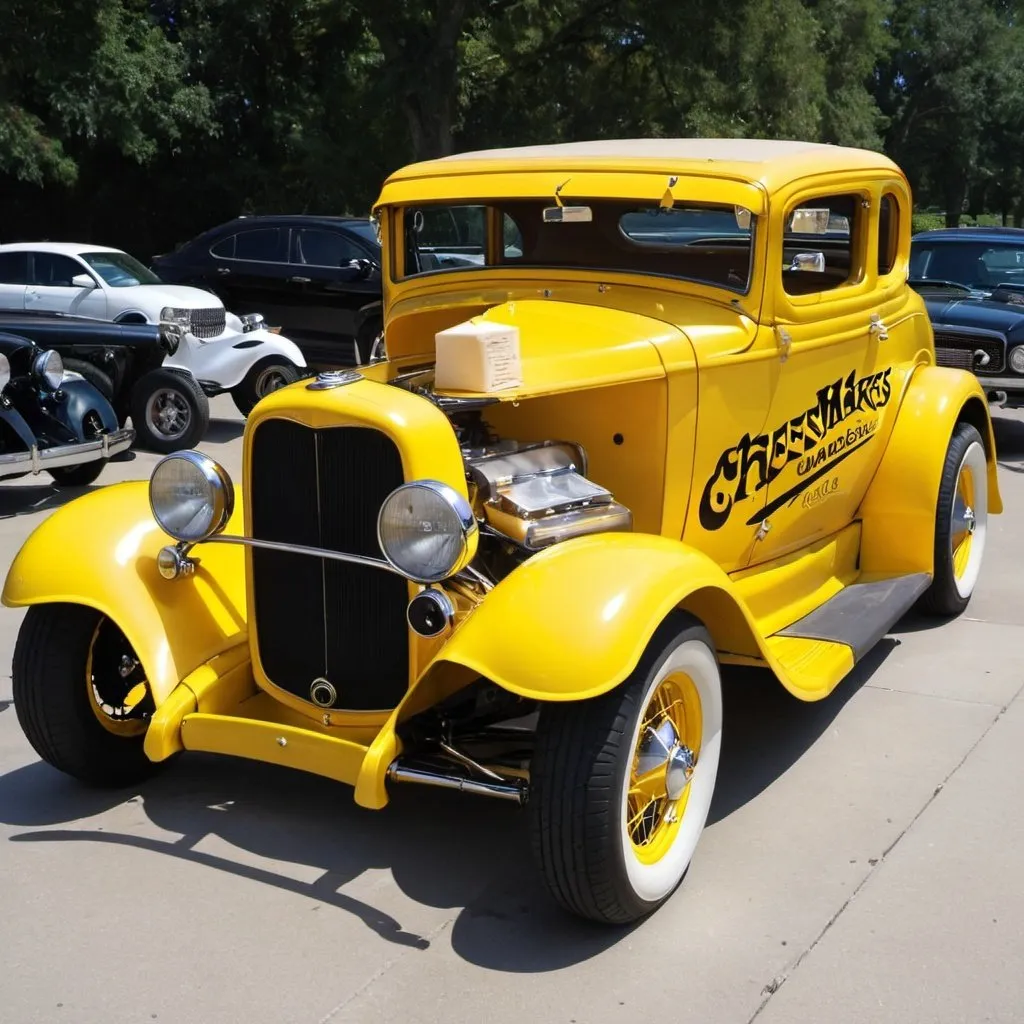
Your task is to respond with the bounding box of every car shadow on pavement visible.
[204,418,245,444]
[0,640,894,973]
[0,483,102,519]
[993,410,1024,470]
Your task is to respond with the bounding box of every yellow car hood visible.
[430,298,678,399]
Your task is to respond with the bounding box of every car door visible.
[286,226,381,364]
[0,252,28,310]
[742,181,915,567]
[25,252,109,318]
[206,227,292,321]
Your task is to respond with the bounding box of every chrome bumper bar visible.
[0,427,134,480]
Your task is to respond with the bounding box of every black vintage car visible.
[0,330,133,486]
[151,215,383,367]
[910,228,1024,408]
[0,309,208,452]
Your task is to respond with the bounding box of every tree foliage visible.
[1,0,1022,255]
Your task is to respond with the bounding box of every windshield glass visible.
[399,199,756,293]
[910,239,1024,292]
[81,250,162,287]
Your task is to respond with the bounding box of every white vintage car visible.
[0,241,308,415]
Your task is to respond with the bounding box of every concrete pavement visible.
[0,397,1021,1024]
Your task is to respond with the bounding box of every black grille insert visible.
[933,330,1005,374]
[249,420,409,711]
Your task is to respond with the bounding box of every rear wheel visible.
[528,612,723,924]
[12,605,160,787]
[230,357,301,416]
[917,421,988,617]
[130,367,209,453]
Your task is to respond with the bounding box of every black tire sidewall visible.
[130,368,210,453]
[920,421,986,617]
[49,461,106,487]
[231,357,300,417]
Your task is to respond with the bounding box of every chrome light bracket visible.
[306,369,363,390]
[157,542,197,580]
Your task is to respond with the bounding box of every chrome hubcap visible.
[953,495,976,539]
[636,718,697,803]
[145,388,191,439]
[256,367,288,396]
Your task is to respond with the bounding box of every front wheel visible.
[12,604,161,787]
[130,367,210,453]
[528,612,723,924]
[231,357,301,416]
[917,421,989,617]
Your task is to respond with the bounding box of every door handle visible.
[869,313,889,341]
[216,267,231,275]
[289,276,311,284]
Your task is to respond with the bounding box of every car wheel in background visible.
[230,357,301,416]
[130,367,210,453]
[62,358,115,403]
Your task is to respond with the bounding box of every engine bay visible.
[387,365,634,584]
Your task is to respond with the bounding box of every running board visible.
[774,573,931,662]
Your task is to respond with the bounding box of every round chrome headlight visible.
[377,480,477,584]
[33,349,64,390]
[0,353,10,392]
[149,451,234,543]
[1009,345,1024,374]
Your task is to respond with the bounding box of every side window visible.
[233,228,281,262]
[782,193,862,296]
[210,235,236,259]
[31,252,86,287]
[292,229,364,268]
[877,193,899,276]
[0,252,28,284]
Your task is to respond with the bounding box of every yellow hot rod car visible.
[5,139,1002,925]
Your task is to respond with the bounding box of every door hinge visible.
[755,518,772,541]
[776,327,792,362]
[869,313,889,341]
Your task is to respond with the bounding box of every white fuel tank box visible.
[434,318,522,392]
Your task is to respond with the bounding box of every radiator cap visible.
[307,369,363,390]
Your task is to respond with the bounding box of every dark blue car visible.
[910,227,1024,407]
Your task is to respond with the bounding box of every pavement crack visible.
[746,680,1023,1023]
[314,916,455,1024]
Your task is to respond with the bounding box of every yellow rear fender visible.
[1,481,248,705]
[422,532,773,705]
[858,365,1002,577]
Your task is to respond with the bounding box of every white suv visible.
[0,242,307,415]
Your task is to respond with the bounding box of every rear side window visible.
[30,252,85,286]
[210,235,236,259]
[292,229,365,267]
[0,252,28,284]
[233,229,282,262]
[877,193,899,276]
[782,194,863,296]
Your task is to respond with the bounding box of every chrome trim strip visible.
[931,323,1008,344]
[0,427,134,480]
[971,375,1024,389]
[198,533,406,575]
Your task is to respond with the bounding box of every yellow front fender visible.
[1,482,247,705]
[424,532,765,703]
[858,365,1002,577]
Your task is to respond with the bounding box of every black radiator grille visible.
[249,419,410,711]
[933,330,1005,374]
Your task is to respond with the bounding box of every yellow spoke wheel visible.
[12,604,160,787]
[626,673,702,864]
[919,422,988,618]
[529,613,723,924]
